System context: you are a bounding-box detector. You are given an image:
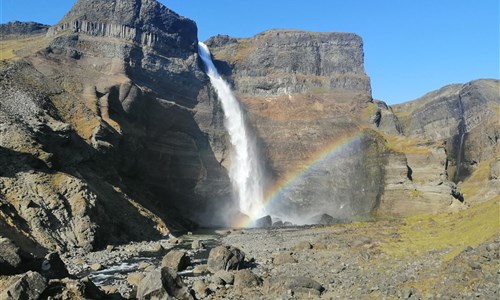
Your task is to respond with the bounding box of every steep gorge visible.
[0,0,498,258]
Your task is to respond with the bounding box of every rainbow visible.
[232,128,368,228]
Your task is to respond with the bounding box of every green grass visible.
[380,197,500,261]
[0,35,49,60]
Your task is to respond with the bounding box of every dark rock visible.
[207,245,245,272]
[233,269,262,288]
[161,250,191,272]
[0,271,47,300]
[41,277,106,300]
[0,237,22,275]
[263,276,323,297]
[253,215,272,228]
[48,0,198,52]
[272,220,284,227]
[136,267,193,300]
[39,252,69,279]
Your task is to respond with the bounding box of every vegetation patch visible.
[0,35,48,60]
[380,197,500,260]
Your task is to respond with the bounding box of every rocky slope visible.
[0,0,498,263]
[0,0,234,256]
[0,21,49,39]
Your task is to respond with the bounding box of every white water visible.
[198,42,264,221]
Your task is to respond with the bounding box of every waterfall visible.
[198,42,265,221]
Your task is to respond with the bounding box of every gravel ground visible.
[61,221,499,299]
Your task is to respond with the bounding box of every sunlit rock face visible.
[392,79,500,182]
[206,30,386,222]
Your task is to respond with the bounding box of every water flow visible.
[197,42,264,221]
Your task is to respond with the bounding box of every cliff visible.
[0,0,497,256]
[206,30,385,222]
[0,0,231,254]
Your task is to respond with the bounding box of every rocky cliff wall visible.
[206,31,383,222]
[392,79,499,182]
[0,0,233,253]
[206,30,371,96]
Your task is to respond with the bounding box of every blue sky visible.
[1,0,498,104]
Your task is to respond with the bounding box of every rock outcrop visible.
[392,79,499,182]
[0,0,231,254]
[206,30,371,96]
[206,30,385,222]
[0,21,49,39]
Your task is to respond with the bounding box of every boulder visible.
[207,245,245,272]
[192,280,210,298]
[41,277,106,300]
[191,240,205,250]
[263,276,323,297]
[272,220,284,227]
[0,271,47,300]
[161,250,191,272]
[233,269,262,289]
[127,272,146,287]
[136,267,193,300]
[39,252,69,279]
[273,252,298,265]
[253,215,272,228]
[192,264,209,275]
[212,270,235,285]
[0,237,22,275]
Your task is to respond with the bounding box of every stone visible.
[212,270,235,285]
[207,245,245,272]
[42,277,106,299]
[193,264,209,275]
[272,220,284,227]
[192,280,210,298]
[136,267,193,300]
[161,250,191,272]
[233,269,262,288]
[263,276,323,297]
[0,271,47,300]
[90,263,102,271]
[0,237,23,275]
[127,272,145,287]
[191,240,205,250]
[39,252,69,279]
[273,252,298,265]
[253,215,272,228]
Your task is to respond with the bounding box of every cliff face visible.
[0,0,231,253]
[1,0,497,256]
[206,30,371,96]
[392,79,499,182]
[206,31,385,222]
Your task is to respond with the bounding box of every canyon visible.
[0,0,498,299]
